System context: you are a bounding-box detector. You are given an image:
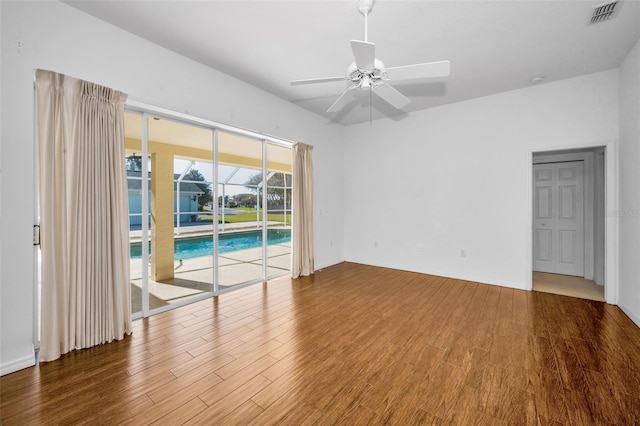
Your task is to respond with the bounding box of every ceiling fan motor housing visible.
[347,59,387,88]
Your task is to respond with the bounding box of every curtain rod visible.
[125,98,295,148]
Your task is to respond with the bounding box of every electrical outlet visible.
[460,249,466,257]
[374,241,378,248]
[330,240,333,247]
[417,243,423,252]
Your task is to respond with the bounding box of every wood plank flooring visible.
[2,262,640,425]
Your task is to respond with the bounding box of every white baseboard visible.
[414,267,526,290]
[344,258,526,290]
[0,346,36,376]
[314,259,345,272]
[618,303,640,329]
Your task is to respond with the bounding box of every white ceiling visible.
[65,0,640,125]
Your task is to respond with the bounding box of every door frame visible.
[525,140,618,304]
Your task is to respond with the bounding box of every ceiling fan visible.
[291,0,450,116]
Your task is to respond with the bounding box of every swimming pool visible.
[130,228,291,260]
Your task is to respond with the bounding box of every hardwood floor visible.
[2,262,640,425]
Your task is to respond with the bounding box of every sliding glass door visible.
[124,106,292,318]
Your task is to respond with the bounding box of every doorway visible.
[531,147,605,301]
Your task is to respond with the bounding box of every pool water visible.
[130,228,291,260]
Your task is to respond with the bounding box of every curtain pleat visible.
[291,143,314,278]
[36,70,131,362]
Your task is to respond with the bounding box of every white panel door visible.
[533,161,584,276]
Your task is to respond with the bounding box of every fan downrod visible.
[358,0,374,41]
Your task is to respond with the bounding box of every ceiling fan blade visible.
[350,40,375,72]
[327,85,358,113]
[373,82,411,110]
[291,76,348,86]
[385,60,450,80]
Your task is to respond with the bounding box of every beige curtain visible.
[291,142,314,278]
[36,70,132,362]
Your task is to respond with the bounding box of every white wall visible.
[618,38,640,327]
[343,70,618,289]
[0,1,344,375]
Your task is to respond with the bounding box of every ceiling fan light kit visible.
[290,0,450,117]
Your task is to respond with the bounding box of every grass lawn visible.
[199,209,291,225]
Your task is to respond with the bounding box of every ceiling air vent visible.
[590,1,620,24]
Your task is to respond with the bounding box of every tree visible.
[244,173,262,193]
[184,169,212,208]
[217,195,230,207]
[232,193,257,208]
[244,172,292,210]
[126,155,142,171]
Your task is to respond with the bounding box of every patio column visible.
[151,152,175,281]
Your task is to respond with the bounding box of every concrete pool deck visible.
[129,221,286,241]
[130,242,291,312]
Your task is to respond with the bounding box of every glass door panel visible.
[124,111,144,317]
[217,132,264,288]
[146,116,214,312]
[266,143,292,279]
[173,159,215,292]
